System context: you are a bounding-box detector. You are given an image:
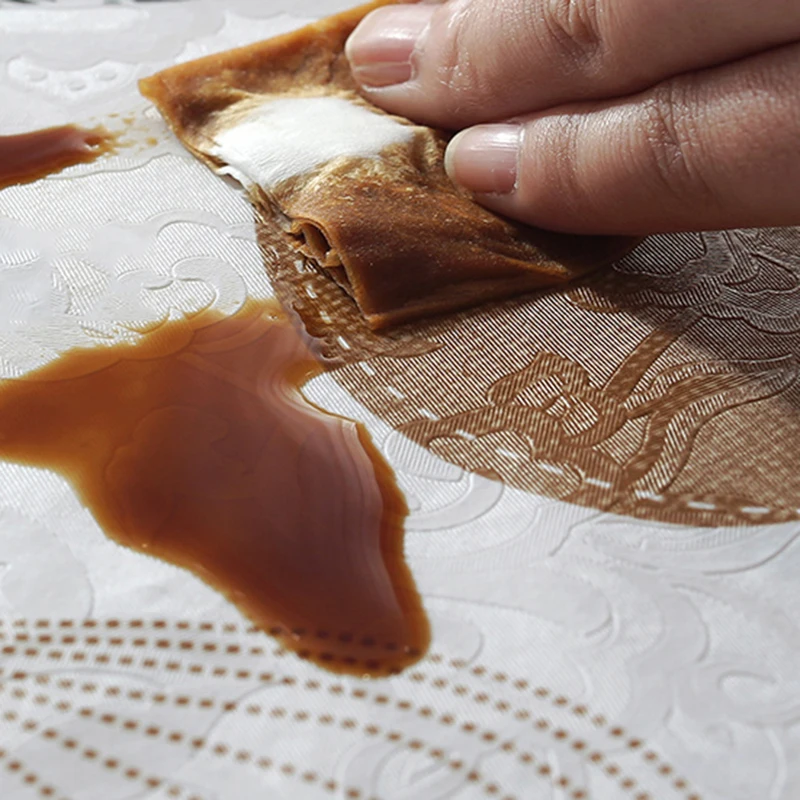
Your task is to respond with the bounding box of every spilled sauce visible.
[0,125,117,190]
[0,300,428,675]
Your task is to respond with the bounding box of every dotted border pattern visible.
[0,618,703,800]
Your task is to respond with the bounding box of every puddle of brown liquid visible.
[0,125,117,190]
[0,300,428,676]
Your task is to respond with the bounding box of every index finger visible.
[347,0,800,128]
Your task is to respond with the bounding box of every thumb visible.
[444,43,800,235]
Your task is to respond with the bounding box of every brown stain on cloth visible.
[0,300,428,676]
[0,125,117,190]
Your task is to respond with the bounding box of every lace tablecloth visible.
[1,3,799,799]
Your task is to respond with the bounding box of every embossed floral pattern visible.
[1,4,799,800]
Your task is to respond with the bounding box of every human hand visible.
[346,0,800,234]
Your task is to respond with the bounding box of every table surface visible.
[0,3,798,799]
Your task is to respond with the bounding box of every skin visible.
[345,0,800,235]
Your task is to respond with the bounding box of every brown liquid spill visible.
[0,300,428,676]
[0,125,117,190]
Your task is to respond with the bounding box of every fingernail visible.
[445,125,521,195]
[346,5,434,88]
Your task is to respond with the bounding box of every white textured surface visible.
[212,96,415,188]
[0,3,798,800]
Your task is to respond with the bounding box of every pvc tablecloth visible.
[1,3,799,799]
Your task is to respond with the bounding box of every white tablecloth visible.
[0,3,798,799]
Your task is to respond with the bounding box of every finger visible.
[444,42,800,234]
[346,0,800,129]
